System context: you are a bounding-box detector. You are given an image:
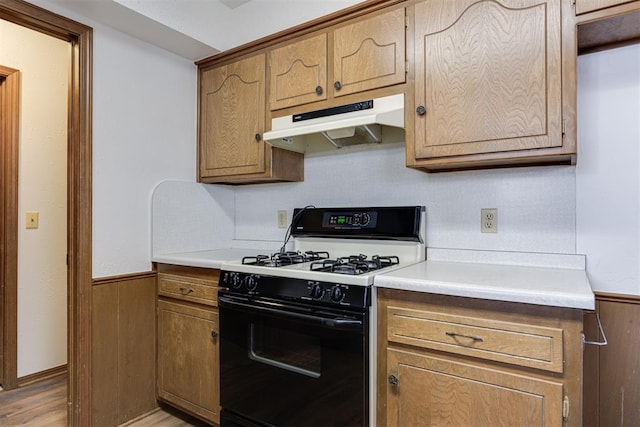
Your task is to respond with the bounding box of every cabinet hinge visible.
[571,0,576,6]
[562,395,570,421]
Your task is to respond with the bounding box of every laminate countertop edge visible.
[152,248,269,270]
[374,260,595,310]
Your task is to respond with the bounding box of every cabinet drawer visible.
[158,273,217,306]
[387,306,564,373]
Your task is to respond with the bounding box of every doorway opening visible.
[0,1,92,425]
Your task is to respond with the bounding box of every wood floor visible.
[0,375,209,426]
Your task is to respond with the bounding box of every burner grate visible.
[242,250,330,267]
[309,254,400,275]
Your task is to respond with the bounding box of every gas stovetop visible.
[220,206,425,304]
[241,251,400,276]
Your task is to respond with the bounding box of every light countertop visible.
[152,248,268,269]
[374,260,595,310]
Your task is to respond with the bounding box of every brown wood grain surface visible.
[378,288,584,427]
[269,33,327,110]
[332,7,406,97]
[0,65,20,391]
[413,0,563,159]
[200,53,266,178]
[92,273,157,427]
[583,293,640,426]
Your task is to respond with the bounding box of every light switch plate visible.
[26,211,39,229]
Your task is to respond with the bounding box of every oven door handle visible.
[218,295,364,332]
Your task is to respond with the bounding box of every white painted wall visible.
[0,20,69,377]
[233,147,577,254]
[25,0,200,278]
[90,24,198,278]
[576,44,640,296]
[113,0,367,52]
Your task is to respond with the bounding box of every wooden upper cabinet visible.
[333,8,406,97]
[268,7,406,111]
[411,0,563,164]
[200,54,266,179]
[269,34,328,110]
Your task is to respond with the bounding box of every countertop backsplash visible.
[152,145,577,261]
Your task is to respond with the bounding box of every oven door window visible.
[249,323,321,378]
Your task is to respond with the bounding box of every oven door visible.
[219,292,369,427]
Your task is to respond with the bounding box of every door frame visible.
[0,65,20,391]
[0,1,92,425]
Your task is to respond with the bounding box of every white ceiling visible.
[40,0,365,61]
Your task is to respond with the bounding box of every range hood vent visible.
[264,94,404,154]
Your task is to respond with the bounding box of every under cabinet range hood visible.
[264,93,405,154]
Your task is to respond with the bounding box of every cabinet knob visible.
[388,374,399,386]
[211,330,218,339]
[334,81,342,91]
[315,85,323,95]
[255,133,261,142]
[416,105,426,116]
[179,287,194,295]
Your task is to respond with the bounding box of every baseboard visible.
[17,364,67,388]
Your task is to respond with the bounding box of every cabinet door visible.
[157,300,219,424]
[200,54,266,178]
[413,0,563,159]
[385,349,564,427]
[268,33,327,110]
[333,8,406,97]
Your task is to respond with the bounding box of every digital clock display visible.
[323,211,377,229]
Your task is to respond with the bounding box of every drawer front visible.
[158,273,217,306]
[387,306,564,373]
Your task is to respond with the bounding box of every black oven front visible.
[218,290,369,427]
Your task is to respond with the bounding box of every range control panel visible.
[220,271,370,310]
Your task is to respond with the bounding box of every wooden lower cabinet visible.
[378,289,584,427]
[156,264,220,425]
[387,349,563,426]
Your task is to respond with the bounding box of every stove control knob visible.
[309,283,323,299]
[229,273,242,289]
[245,275,258,291]
[330,286,344,302]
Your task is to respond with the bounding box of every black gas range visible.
[218,206,425,427]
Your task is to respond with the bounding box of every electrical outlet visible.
[277,210,288,229]
[481,208,497,233]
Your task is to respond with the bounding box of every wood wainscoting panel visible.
[583,293,640,427]
[92,272,157,427]
[92,282,119,426]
